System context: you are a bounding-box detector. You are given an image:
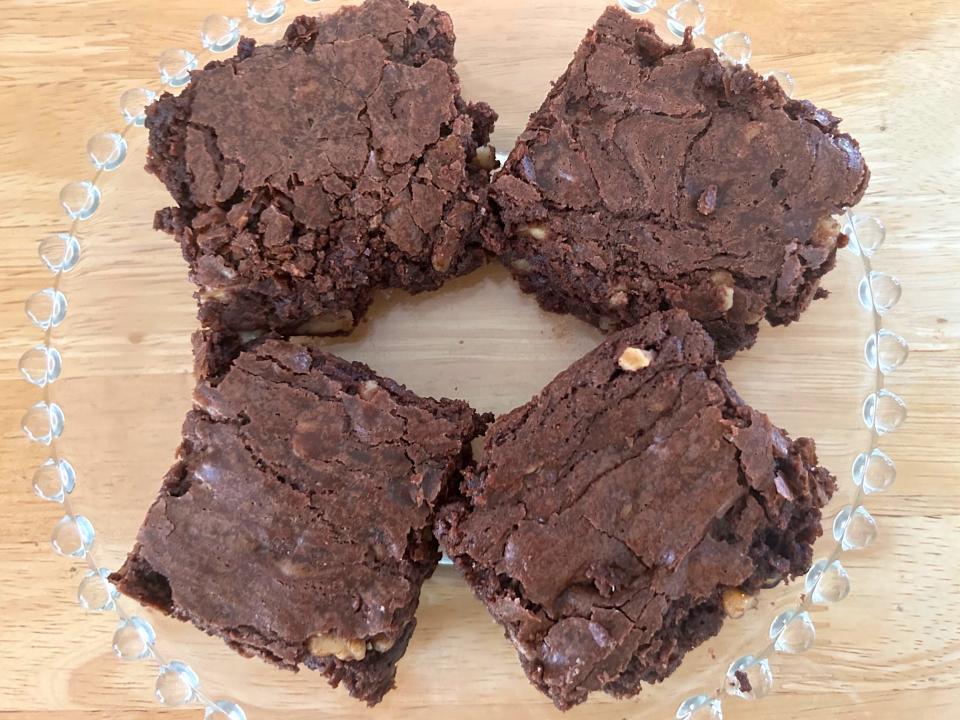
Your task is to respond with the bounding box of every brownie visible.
[148,0,498,337]
[436,310,835,709]
[485,7,869,358]
[191,327,247,380]
[111,339,488,704]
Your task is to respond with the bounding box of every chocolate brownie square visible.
[436,310,835,709]
[148,0,498,337]
[111,339,488,704]
[485,7,868,358]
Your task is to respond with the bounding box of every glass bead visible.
[714,31,752,65]
[21,402,65,445]
[667,1,706,38]
[78,568,118,612]
[204,700,248,720]
[120,88,157,126]
[844,214,886,256]
[853,449,896,494]
[50,514,94,558]
[865,330,909,374]
[158,49,197,87]
[19,344,62,386]
[25,288,67,330]
[724,655,773,700]
[156,661,200,706]
[113,617,157,661]
[59,181,100,220]
[764,70,795,97]
[770,609,816,653]
[247,0,285,24]
[833,505,878,550]
[32,458,76,502]
[201,15,241,52]
[804,559,850,604]
[862,390,907,434]
[39,233,81,273]
[619,0,657,14]
[676,693,723,719]
[87,132,127,171]
[858,272,902,314]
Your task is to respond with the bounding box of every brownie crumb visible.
[735,669,753,694]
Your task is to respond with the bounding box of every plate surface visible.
[42,1,888,717]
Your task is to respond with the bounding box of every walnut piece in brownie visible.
[485,7,869,358]
[436,310,835,710]
[148,0,498,337]
[111,340,488,705]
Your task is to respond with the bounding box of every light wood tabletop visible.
[1,1,959,718]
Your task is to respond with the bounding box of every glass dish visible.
[20,1,909,718]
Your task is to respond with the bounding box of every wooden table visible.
[1,1,958,718]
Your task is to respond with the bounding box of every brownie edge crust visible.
[436,310,836,709]
[111,339,488,705]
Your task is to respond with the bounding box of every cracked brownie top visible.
[485,6,868,358]
[146,0,497,343]
[110,338,488,705]
[436,310,835,709]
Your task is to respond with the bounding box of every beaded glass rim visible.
[19,0,908,717]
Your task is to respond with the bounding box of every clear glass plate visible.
[21,1,908,718]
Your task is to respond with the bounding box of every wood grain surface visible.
[2,1,959,718]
